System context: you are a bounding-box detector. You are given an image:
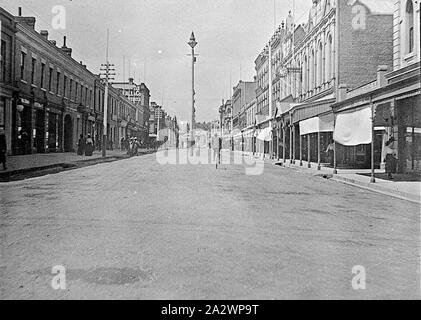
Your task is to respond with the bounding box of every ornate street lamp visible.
[188,32,197,152]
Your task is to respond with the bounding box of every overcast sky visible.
[3,0,310,122]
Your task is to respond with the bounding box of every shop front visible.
[332,62,421,175]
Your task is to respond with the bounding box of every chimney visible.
[49,40,57,46]
[377,65,388,87]
[128,77,134,84]
[61,36,72,57]
[338,84,348,102]
[281,21,285,29]
[18,7,22,16]
[40,30,48,40]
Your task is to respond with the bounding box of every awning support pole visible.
[333,141,338,174]
[299,133,303,166]
[289,124,293,164]
[307,133,311,168]
[292,124,296,164]
[283,127,286,165]
[317,131,321,170]
[370,102,376,183]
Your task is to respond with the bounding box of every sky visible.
[2,0,310,123]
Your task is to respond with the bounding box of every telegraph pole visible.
[100,29,115,158]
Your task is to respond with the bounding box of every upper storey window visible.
[406,0,414,53]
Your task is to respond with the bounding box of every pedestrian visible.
[121,137,125,151]
[384,137,397,179]
[0,130,7,170]
[20,130,30,155]
[326,140,334,167]
[77,134,86,155]
[128,137,134,156]
[133,137,141,156]
[85,134,94,156]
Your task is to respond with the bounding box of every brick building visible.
[0,6,149,155]
[0,7,17,154]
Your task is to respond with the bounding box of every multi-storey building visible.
[12,7,98,154]
[112,77,150,143]
[332,0,420,173]
[0,6,150,154]
[0,7,17,155]
[231,80,256,150]
[272,0,394,168]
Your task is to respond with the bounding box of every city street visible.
[0,151,419,299]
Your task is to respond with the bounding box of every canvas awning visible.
[299,113,334,135]
[256,127,272,141]
[333,107,372,146]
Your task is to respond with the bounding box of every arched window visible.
[325,34,332,81]
[303,55,307,94]
[406,0,414,53]
[310,49,315,90]
[318,42,323,86]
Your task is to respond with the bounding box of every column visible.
[317,131,321,170]
[370,103,376,183]
[292,124,296,164]
[307,133,311,168]
[289,124,293,164]
[299,134,303,166]
[44,109,49,153]
[282,127,286,164]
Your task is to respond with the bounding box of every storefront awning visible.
[299,114,334,135]
[256,127,272,141]
[333,107,372,146]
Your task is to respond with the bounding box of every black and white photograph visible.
[0,0,420,306]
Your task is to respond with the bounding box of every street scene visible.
[0,151,420,299]
[0,0,420,300]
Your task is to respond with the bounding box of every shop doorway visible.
[34,109,45,153]
[64,114,73,152]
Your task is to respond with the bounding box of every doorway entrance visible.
[64,114,73,152]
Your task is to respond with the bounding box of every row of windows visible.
[19,47,137,121]
[20,50,93,106]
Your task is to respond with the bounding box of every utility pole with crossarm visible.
[99,29,115,158]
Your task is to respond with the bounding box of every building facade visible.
[272,0,395,169]
[112,78,150,144]
[0,6,152,155]
[0,7,17,155]
[332,0,420,173]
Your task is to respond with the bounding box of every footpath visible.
[275,159,420,204]
[240,152,420,204]
[0,149,154,182]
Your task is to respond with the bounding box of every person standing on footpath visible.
[384,137,397,179]
[77,134,85,155]
[326,140,334,167]
[0,130,7,170]
[85,134,94,156]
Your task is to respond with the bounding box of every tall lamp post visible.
[188,32,197,153]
